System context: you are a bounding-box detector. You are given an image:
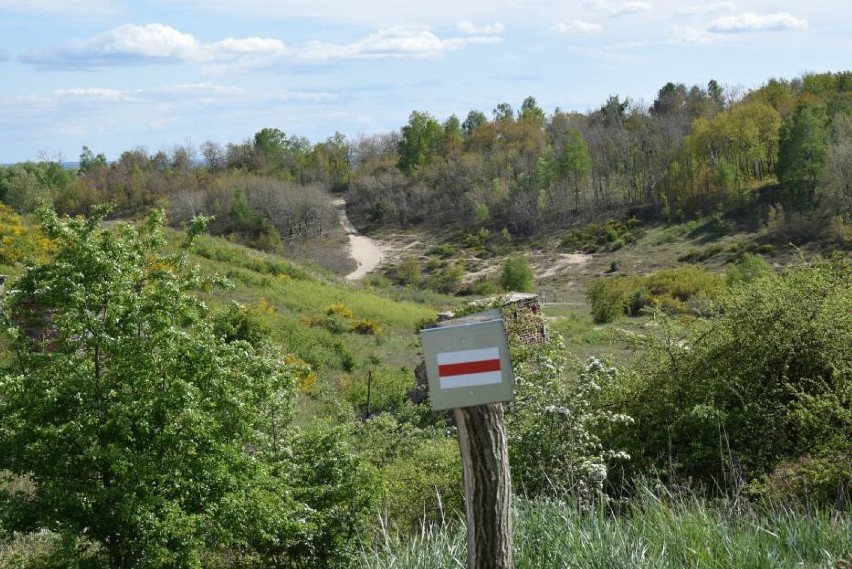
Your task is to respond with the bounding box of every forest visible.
[0,71,850,568]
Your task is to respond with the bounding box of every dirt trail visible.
[333,199,386,281]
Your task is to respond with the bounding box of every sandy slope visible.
[333,199,386,280]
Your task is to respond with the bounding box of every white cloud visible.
[51,87,141,103]
[96,24,204,58]
[551,20,603,34]
[298,25,501,62]
[708,12,807,33]
[676,2,735,16]
[609,1,653,17]
[211,37,287,57]
[457,21,505,35]
[20,24,208,68]
[609,40,650,49]
[19,22,500,70]
[151,83,244,95]
[668,25,721,44]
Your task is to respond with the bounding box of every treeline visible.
[1,71,849,249]
[347,71,851,240]
[0,129,351,251]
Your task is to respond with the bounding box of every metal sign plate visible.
[421,309,514,410]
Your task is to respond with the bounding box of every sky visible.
[0,0,849,163]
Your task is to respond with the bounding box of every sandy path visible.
[333,199,386,281]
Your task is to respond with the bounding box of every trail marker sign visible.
[421,309,514,410]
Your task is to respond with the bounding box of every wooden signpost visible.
[421,309,514,569]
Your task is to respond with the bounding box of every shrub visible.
[764,447,851,508]
[0,209,322,567]
[395,256,421,286]
[501,256,534,292]
[587,277,635,323]
[352,318,381,335]
[725,253,774,287]
[506,308,632,502]
[355,414,462,535]
[620,261,852,495]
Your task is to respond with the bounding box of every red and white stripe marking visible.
[437,347,502,389]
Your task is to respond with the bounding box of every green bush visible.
[764,446,851,508]
[500,256,534,292]
[504,308,632,502]
[588,266,725,323]
[618,261,852,495]
[0,209,325,567]
[355,414,462,536]
[725,253,774,287]
[587,277,636,323]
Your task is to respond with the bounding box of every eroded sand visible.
[333,199,386,281]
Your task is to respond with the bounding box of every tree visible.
[778,100,830,207]
[816,113,852,221]
[0,208,304,568]
[518,96,546,129]
[652,82,688,117]
[79,145,108,175]
[397,111,443,175]
[500,256,534,292]
[462,110,488,139]
[492,102,514,123]
[0,164,49,213]
[442,114,464,156]
[253,127,291,177]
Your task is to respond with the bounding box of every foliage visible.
[500,256,534,292]
[301,302,382,336]
[354,412,463,536]
[587,266,725,323]
[617,261,852,495]
[763,445,851,508]
[0,205,55,266]
[777,100,830,206]
[398,111,443,175]
[0,209,364,568]
[725,253,774,287]
[501,306,631,502]
[560,218,642,253]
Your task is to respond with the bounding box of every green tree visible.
[253,127,291,178]
[79,145,108,175]
[0,208,304,568]
[0,164,51,213]
[462,109,488,138]
[500,256,534,292]
[518,96,546,128]
[398,111,443,175]
[777,101,830,207]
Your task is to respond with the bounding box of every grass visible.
[358,491,852,569]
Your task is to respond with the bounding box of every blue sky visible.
[0,0,848,163]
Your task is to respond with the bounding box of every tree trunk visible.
[455,404,513,569]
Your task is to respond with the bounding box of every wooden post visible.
[455,403,513,569]
[420,310,515,569]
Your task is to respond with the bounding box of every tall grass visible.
[357,490,851,568]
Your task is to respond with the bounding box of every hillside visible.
[0,71,850,568]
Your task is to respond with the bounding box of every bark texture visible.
[455,404,513,569]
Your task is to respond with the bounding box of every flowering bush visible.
[505,308,632,503]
